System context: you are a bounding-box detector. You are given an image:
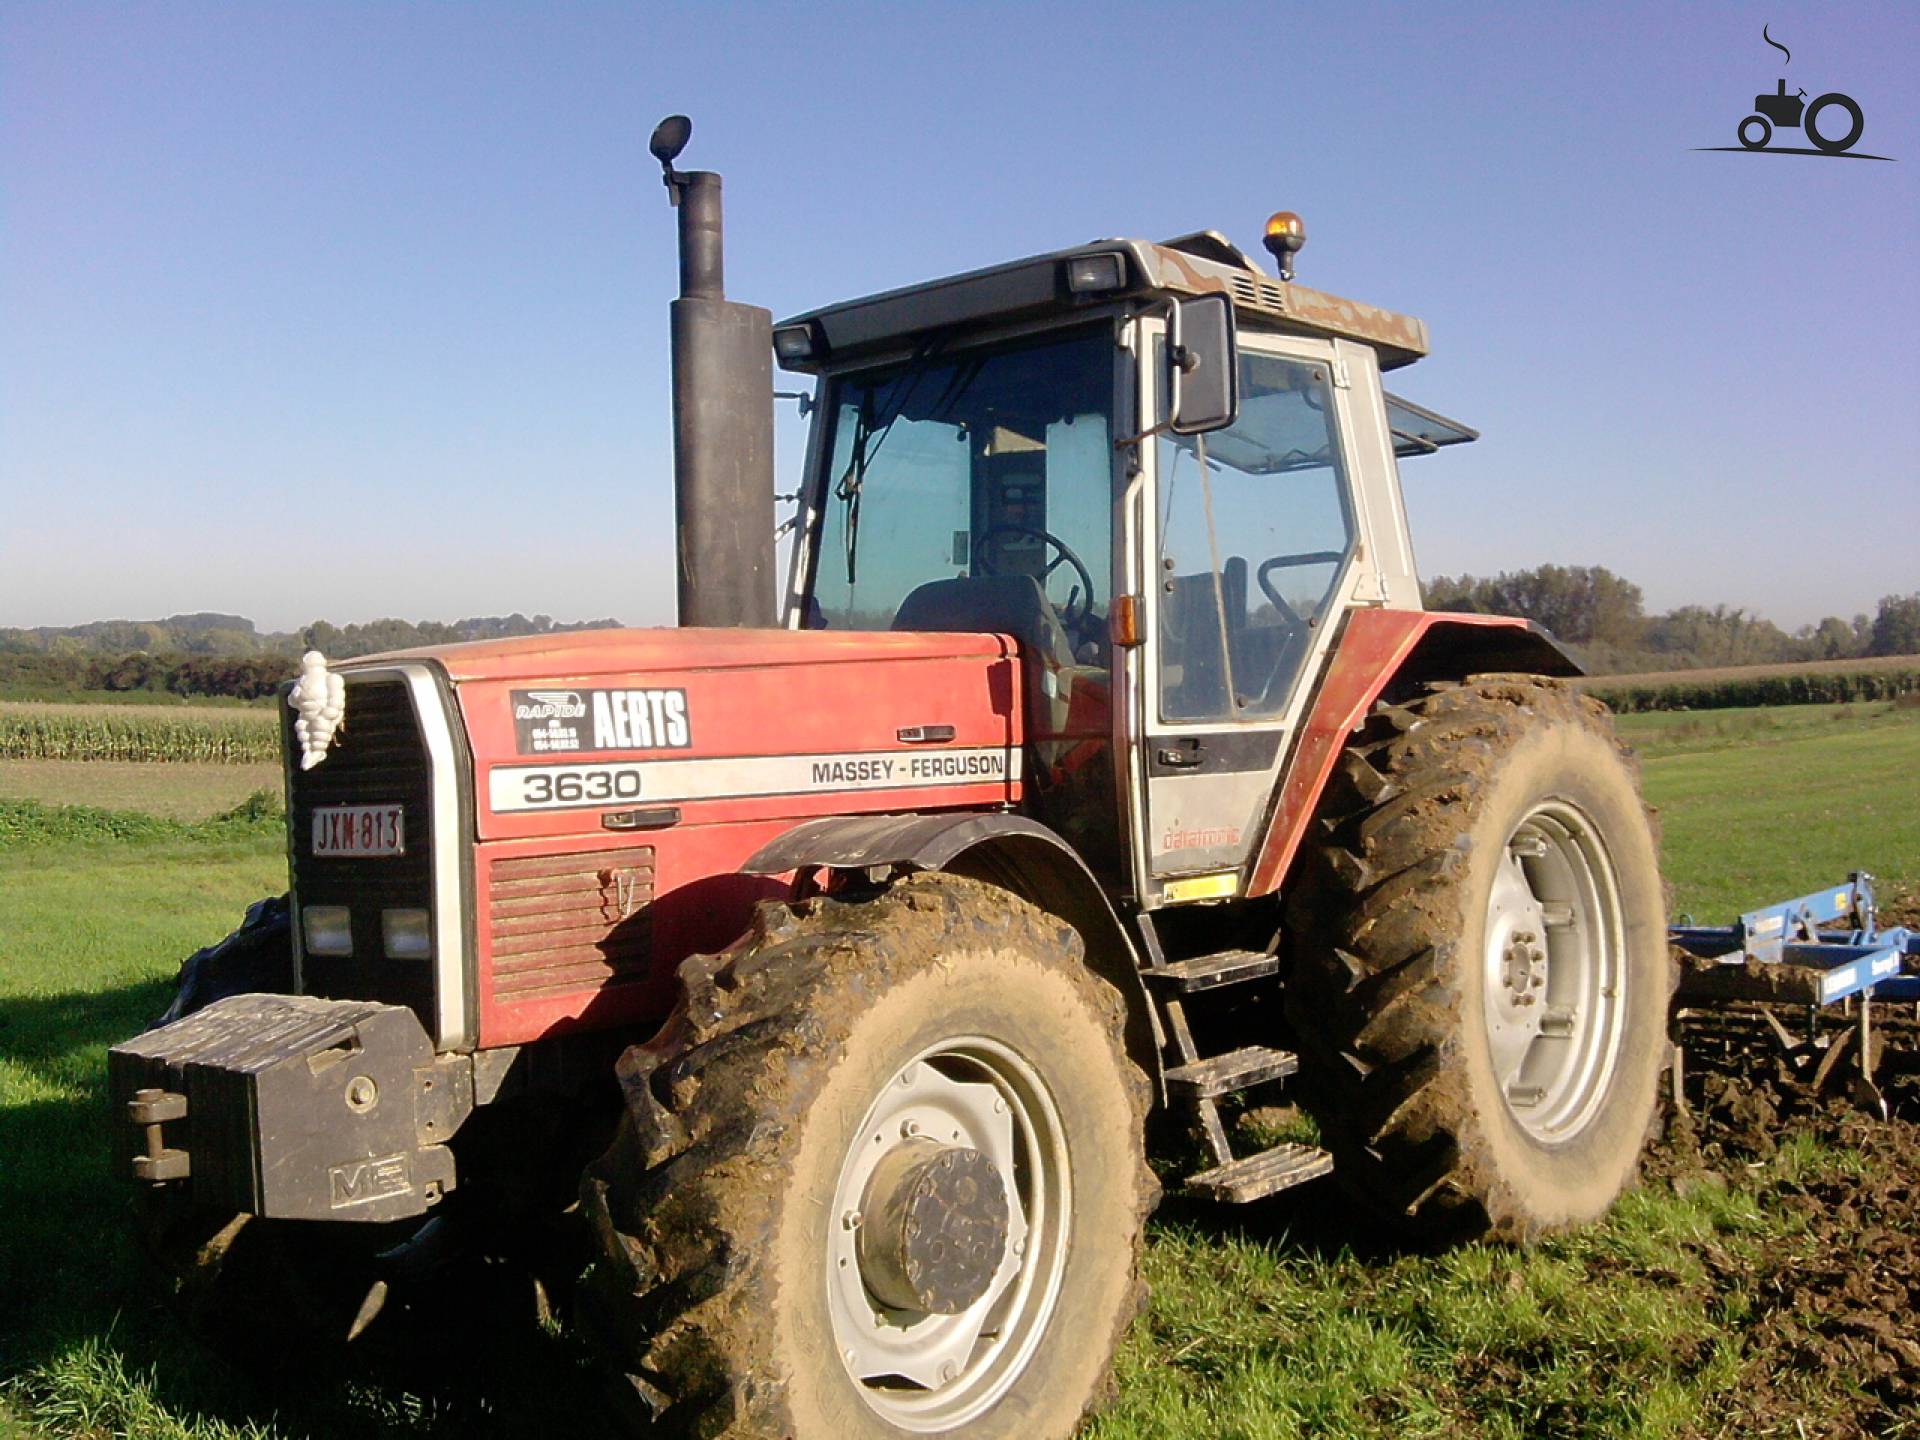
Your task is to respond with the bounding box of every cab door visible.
[1129,329,1365,904]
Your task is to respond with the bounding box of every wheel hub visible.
[857,1140,1010,1314]
[826,1045,1061,1431]
[1500,931,1547,1003]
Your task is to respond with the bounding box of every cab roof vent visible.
[1227,272,1290,317]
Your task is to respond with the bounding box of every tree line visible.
[1421,567,1920,672]
[3,581,1916,701]
[0,613,620,700]
[0,611,619,660]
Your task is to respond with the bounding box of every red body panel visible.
[423,627,1026,1048]
[1244,609,1542,898]
[473,824,795,1045]
[458,641,1021,843]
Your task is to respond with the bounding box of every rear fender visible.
[1244,608,1581,898]
[743,814,1165,1094]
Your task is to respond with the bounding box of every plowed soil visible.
[1656,880,1920,1435]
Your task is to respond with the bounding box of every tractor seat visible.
[892,574,1077,732]
[893,574,1078,669]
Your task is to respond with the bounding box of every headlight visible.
[382,908,432,959]
[1064,252,1126,294]
[772,323,819,364]
[302,905,353,956]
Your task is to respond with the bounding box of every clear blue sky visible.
[4,1,1915,634]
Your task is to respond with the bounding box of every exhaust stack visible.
[651,116,775,629]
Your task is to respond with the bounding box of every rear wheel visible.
[1804,92,1864,153]
[579,872,1155,1439]
[1283,677,1672,1240]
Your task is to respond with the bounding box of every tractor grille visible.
[286,678,436,1029]
[488,847,654,1002]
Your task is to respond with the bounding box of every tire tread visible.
[1283,676,1663,1240]
[580,872,1155,1438]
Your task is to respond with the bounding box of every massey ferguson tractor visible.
[110,117,1672,1439]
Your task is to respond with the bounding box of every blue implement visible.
[1670,872,1920,1005]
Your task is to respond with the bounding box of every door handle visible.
[1156,742,1204,768]
[601,806,681,831]
[897,725,956,744]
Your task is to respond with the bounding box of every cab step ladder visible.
[1136,915,1333,1202]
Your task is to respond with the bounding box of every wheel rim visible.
[826,1037,1070,1432]
[1481,800,1628,1142]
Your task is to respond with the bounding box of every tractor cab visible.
[775,225,1476,899]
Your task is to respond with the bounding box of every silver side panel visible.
[1336,339,1422,611]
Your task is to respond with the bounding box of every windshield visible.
[804,326,1115,639]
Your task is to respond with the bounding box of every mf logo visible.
[1697,25,1892,161]
[329,1151,412,1208]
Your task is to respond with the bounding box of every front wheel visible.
[1284,677,1672,1241]
[580,873,1154,1439]
[1738,114,1772,149]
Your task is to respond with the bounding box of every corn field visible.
[1585,657,1920,713]
[0,702,279,764]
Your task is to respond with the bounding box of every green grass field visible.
[1617,702,1920,922]
[1,703,1915,1437]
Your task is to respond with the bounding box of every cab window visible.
[1155,349,1354,722]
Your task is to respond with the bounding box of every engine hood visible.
[369,625,1026,851]
[344,624,1012,684]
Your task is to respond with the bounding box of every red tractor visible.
[111,118,1671,1439]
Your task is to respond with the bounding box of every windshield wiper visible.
[835,334,956,585]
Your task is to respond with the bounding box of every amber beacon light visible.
[1262,211,1305,281]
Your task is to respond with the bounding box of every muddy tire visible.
[1283,677,1672,1241]
[579,871,1155,1439]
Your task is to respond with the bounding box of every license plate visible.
[312,804,406,857]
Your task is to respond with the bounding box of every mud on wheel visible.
[579,871,1156,1439]
[1284,676,1672,1241]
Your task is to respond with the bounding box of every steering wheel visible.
[972,525,1096,630]
[1255,550,1344,628]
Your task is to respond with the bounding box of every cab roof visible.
[777,231,1432,373]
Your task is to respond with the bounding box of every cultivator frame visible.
[1671,874,1920,1117]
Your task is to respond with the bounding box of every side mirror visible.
[1168,294,1239,435]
